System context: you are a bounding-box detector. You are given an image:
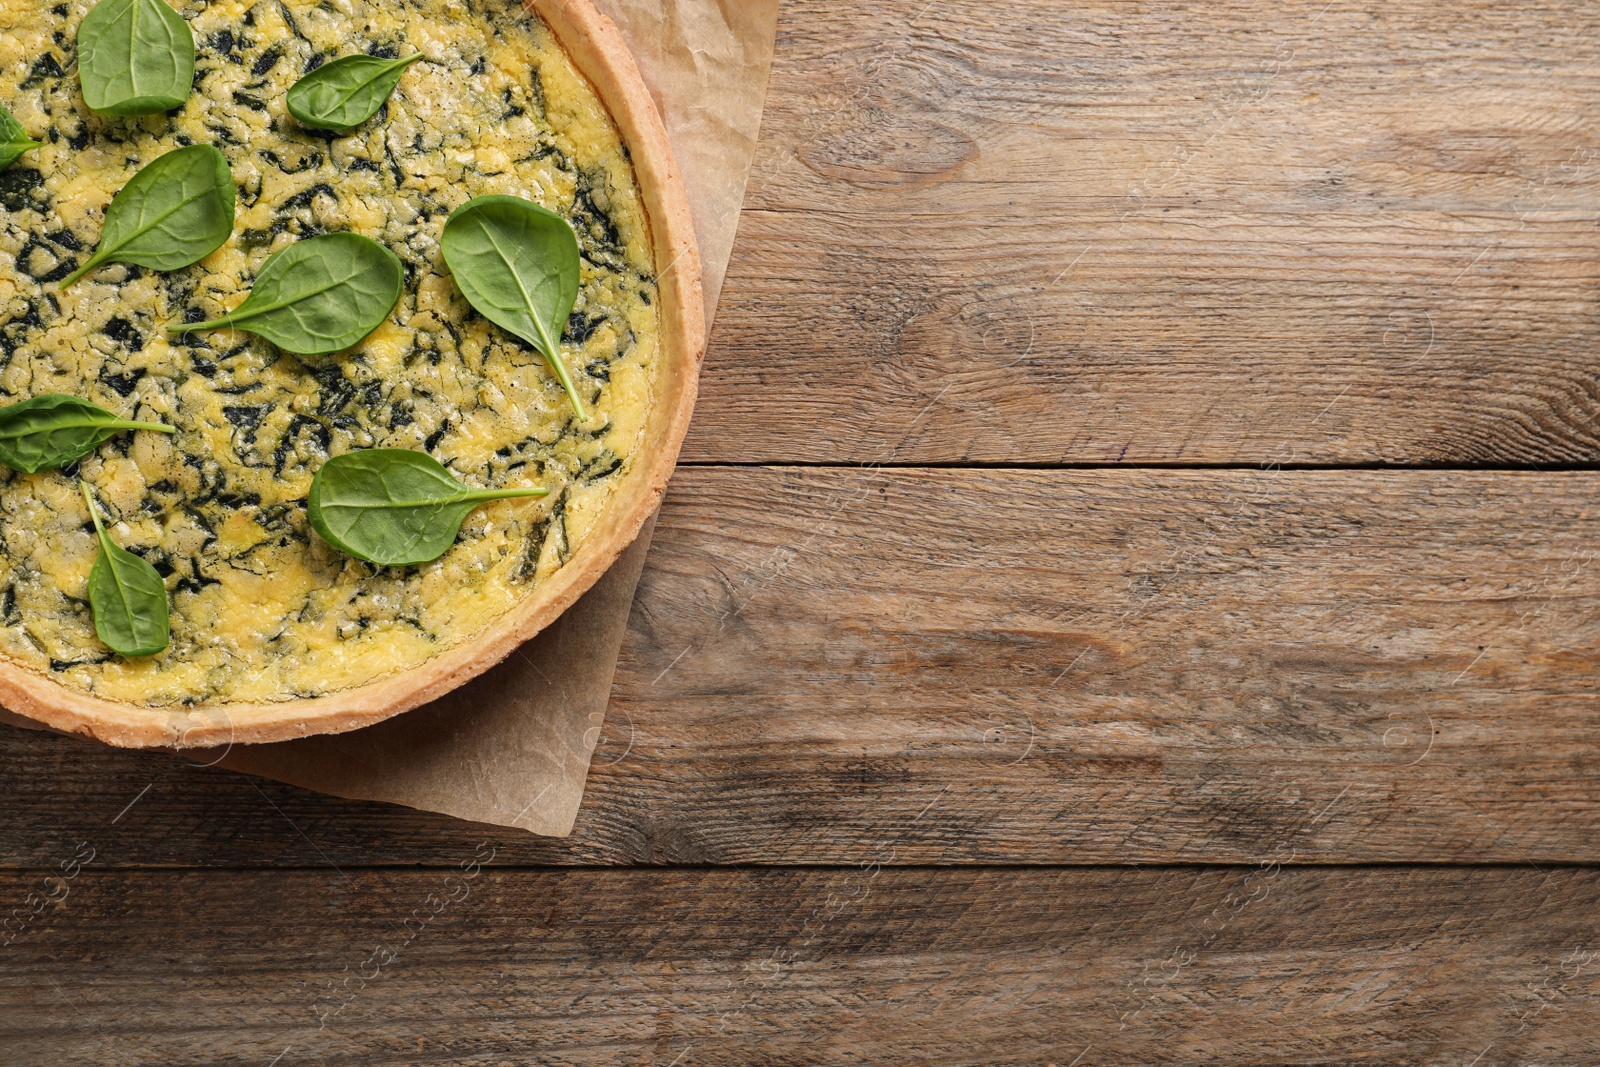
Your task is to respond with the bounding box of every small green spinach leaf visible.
[169,232,402,356]
[62,145,235,288]
[77,0,196,117]
[0,102,41,170]
[287,53,423,131]
[308,448,547,567]
[0,394,175,473]
[440,195,589,420]
[81,482,170,658]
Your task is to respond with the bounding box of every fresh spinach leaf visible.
[287,53,423,131]
[76,0,196,117]
[440,195,589,420]
[62,145,235,288]
[0,394,174,473]
[0,102,40,170]
[169,232,402,356]
[81,482,170,658]
[308,448,547,567]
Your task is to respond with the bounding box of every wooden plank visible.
[684,0,1600,465]
[1,467,1595,867]
[3,866,1598,1064]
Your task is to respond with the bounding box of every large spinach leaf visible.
[77,0,196,116]
[287,53,422,131]
[308,448,547,567]
[62,145,235,288]
[81,482,170,658]
[171,232,403,356]
[440,195,588,419]
[0,394,174,473]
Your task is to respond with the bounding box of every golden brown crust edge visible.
[0,0,706,749]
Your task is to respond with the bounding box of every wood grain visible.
[4,865,1599,1065]
[683,0,1600,466]
[2,466,1594,867]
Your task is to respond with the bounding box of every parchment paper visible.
[0,0,780,837]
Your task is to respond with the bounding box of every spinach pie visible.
[0,0,703,746]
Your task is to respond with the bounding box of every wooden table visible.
[6,1,1599,1062]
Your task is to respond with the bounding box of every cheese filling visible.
[0,0,659,705]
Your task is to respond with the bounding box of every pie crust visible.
[0,0,704,748]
